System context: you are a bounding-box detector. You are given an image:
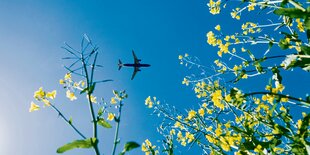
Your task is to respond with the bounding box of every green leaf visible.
[98,107,104,117]
[69,117,73,125]
[305,17,310,30]
[278,39,290,50]
[80,83,96,94]
[80,87,88,94]
[56,138,96,153]
[97,118,112,128]
[119,141,140,155]
[88,83,96,94]
[274,8,308,18]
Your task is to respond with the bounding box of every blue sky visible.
[0,1,309,155]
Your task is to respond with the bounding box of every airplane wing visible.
[132,50,140,64]
[131,67,140,80]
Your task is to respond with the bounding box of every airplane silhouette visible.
[118,50,151,80]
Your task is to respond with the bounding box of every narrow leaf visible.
[98,118,112,128]
[123,141,140,152]
[56,138,96,153]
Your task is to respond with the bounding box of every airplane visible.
[118,50,151,80]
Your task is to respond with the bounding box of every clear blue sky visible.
[0,1,309,155]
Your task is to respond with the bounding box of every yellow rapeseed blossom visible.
[170,129,176,135]
[211,90,225,110]
[225,94,232,102]
[145,96,154,108]
[198,108,205,117]
[215,124,222,136]
[29,102,40,112]
[297,119,302,129]
[207,0,221,15]
[254,144,262,153]
[64,73,71,80]
[205,134,216,143]
[34,87,45,100]
[66,90,77,101]
[296,18,305,32]
[187,110,196,120]
[206,126,213,132]
[87,95,97,103]
[215,25,221,31]
[206,31,217,46]
[281,97,288,102]
[185,132,195,143]
[178,55,183,60]
[46,90,57,99]
[241,74,248,79]
[107,113,115,121]
[202,102,207,108]
[59,79,65,85]
[182,78,189,86]
[110,97,117,104]
[248,3,256,11]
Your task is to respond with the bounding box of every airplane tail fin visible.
[118,59,123,70]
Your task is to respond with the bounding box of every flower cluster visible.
[141,139,159,155]
[29,87,56,112]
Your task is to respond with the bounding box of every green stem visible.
[112,102,123,155]
[81,53,100,155]
[50,104,86,139]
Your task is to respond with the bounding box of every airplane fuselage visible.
[123,63,151,67]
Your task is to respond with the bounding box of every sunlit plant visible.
[29,35,139,155]
[144,1,310,154]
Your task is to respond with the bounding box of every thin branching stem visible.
[81,52,100,155]
[112,101,123,155]
[50,104,86,139]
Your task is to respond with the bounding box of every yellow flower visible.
[182,78,189,86]
[59,79,65,85]
[206,31,217,46]
[46,90,57,99]
[178,55,183,60]
[215,127,222,136]
[297,119,302,129]
[87,95,97,103]
[225,94,231,102]
[248,3,255,11]
[145,96,154,108]
[170,129,176,135]
[141,143,148,152]
[206,126,213,132]
[185,53,189,57]
[198,108,205,117]
[110,97,117,104]
[254,144,262,153]
[202,103,207,108]
[66,90,77,101]
[177,115,182,120]
[241,74,248,79]
[34,87,45,100]
[215,25,221,31]
[281,97,288,102]
[187,110,196,120]
[29,102,40,112]
[107,113,115,121]
[64,73,71,80]
[296,18,305,32]
[211,90,224,110]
